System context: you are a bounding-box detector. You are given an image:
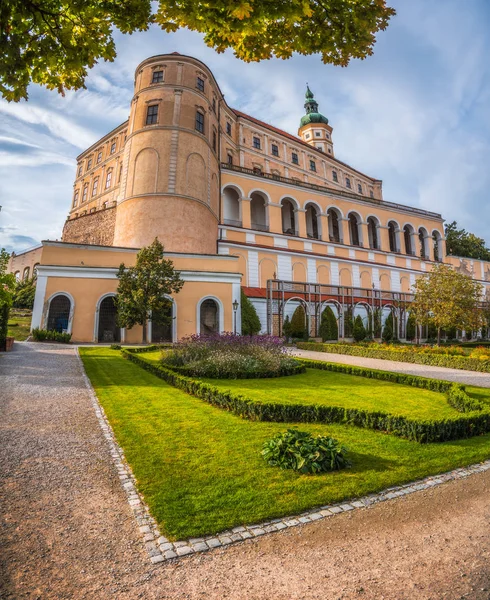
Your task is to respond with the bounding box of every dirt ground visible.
[2,343,490,600]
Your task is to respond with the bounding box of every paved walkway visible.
[2,342,490,599]
[293,348,490,387]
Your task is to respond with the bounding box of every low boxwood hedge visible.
[297,342,490,373]
[122,349,490,444]
[165,361,306,379]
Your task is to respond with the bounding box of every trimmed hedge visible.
[32,328,71,343]
[297,342,490,373]
[164,361,306,379]
[122,349,490,444]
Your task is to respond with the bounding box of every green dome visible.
[299,85,329,128]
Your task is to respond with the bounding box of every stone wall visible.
[62,206,116,246]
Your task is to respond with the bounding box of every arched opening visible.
[403,225,415,255]
[281,198,297,236]
[14,271,20,282]
[151,299,174,343]
[98,296,120,343]
[250,192,268,231]
[23,267,30,280]
[433,230,443,262]
[388,221,398,252]
[348,213,361,247]
[367,217,380,250]
[305,203,320,239]
[222,187,241,227]
[47,294,71,333]
[327,208,341,243]
[418,227,429,258]
[200,299,219,335]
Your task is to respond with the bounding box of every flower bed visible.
[297,342,490,373]
[161,333,303,379]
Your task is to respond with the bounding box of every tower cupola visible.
[298,86,334,156]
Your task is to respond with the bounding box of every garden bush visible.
[261,429,351,473]
[32,328,71,343]
[161,333,302,379]
[319,306,338,342]
[290,305,308,339]
[352,315,366,342]
[241,289,261,335]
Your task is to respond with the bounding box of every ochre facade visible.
[8,52,490,342]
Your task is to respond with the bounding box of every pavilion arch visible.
[360,270,372,288]
[231,252,248,286]
[292,261,307,282]
[347,211,363,247]
[247,187,271,204]
[403,223,416,255]
[432,229,443,262]
[222,185,241,225]
[354,301,371,327]
[418,227,430,258]
[150,296,176,343]
[304,201,321,240]
[326,206,343,243]
[250,191,269,231]
[280,197,298,235]
[366,215,380,250]
[197,296,224,335]
[284,296,311,330]
[339,268,352,287]
[46,292,75,334]
[220,182,244,198]
[316,265,330,285]
[259,257,277,288]
[94,293,121,343]
[387,220,400,253]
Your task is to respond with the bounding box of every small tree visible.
[352,315,366,342]
[241,288,261,335]
[382,312,394,342]
[13,277,36,309]
[0,249,16,351]
[406,312,416,341]
[410,263,484,345]
[116,238,184,343]
[290,305,307,339]
[283,315,292,341]
[319,306,338,341]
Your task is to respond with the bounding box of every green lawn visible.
[80,347,490,541]
[7,312,31,341]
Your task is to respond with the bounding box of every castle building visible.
[8,52,490,342]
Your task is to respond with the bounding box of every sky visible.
[1,0,490,253]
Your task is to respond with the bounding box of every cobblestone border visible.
[76,348,490,564]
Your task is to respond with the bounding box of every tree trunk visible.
[437,327,441,346]
[142,318,147,344]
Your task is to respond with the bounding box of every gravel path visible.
[293,348,490,387]
[2,342,490,600]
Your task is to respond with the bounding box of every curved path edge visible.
[77,348,490,564]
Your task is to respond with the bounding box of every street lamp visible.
[232,299,239,334]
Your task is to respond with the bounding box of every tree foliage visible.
[241,288,261,335]
[445,221,490,261]
[382,311,394,342]
[1,0,395,101]
[0,249,16,351]
[13,277,36,309]
[319,306,338,341]
[410,263,484,344]
[290,305,308,339]
[116,238,184,343]
[352,314,366,342]
[406,312,416,341]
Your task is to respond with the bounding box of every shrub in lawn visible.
[162,332,302,378]
[262,429,351,473]
[352,315,366,342]
[110,343,122,350]
[319,306,338,342]
[241,289,261,335]
[290,305,308,339]
[406,313,416,341]
[382,312,394,342]
[32,328,71,343]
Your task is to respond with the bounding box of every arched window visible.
[23,267,30,280]
[348,213,361,247]
[418,227,429,258]
[281,198,297,236]
[250,192,268,231]
[404,225,415,255]
[33,263,40,277]
[367,217,380,250]
[14,271,20,282]
[433,230,443,262]
[97,296,120,342]
[105,170,113,189]
[222,187,241,227]
[200,299,219,335]
[327,208,341,243]
[388,221,398,252]
[305,204,320,239]
[82,184,88,202]
[47,294,71,333]
[92,177,99,197]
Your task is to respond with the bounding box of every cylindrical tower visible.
[113,53,221,253]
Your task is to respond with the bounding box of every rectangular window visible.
[197,76,205,92]
[77,166,82,177]
[315,131,321,137]
[195,111,204,133]
[105,171,112,189]
[227,154,233,165]
[292,152,299,164]
[212,130,217,151]
[332,170,338,182]
[152,70,163,83]
[73,191,79,207]
[226,122,232,135]
[253,136,261,149]
[82,185,88,202]
[309,160,316,172]
[96,151,102,163]
[212,98,216,113]
[346,177,351,189]
[370,190,374,198]
[146,104,158,125]
[118,165,123,182]
[357,183,362,194]
[271,144,279,157]
[110,142,116,154]
[92,178,99,196]
[87,158,92,170]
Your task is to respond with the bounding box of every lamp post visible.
[233,299,239,334]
